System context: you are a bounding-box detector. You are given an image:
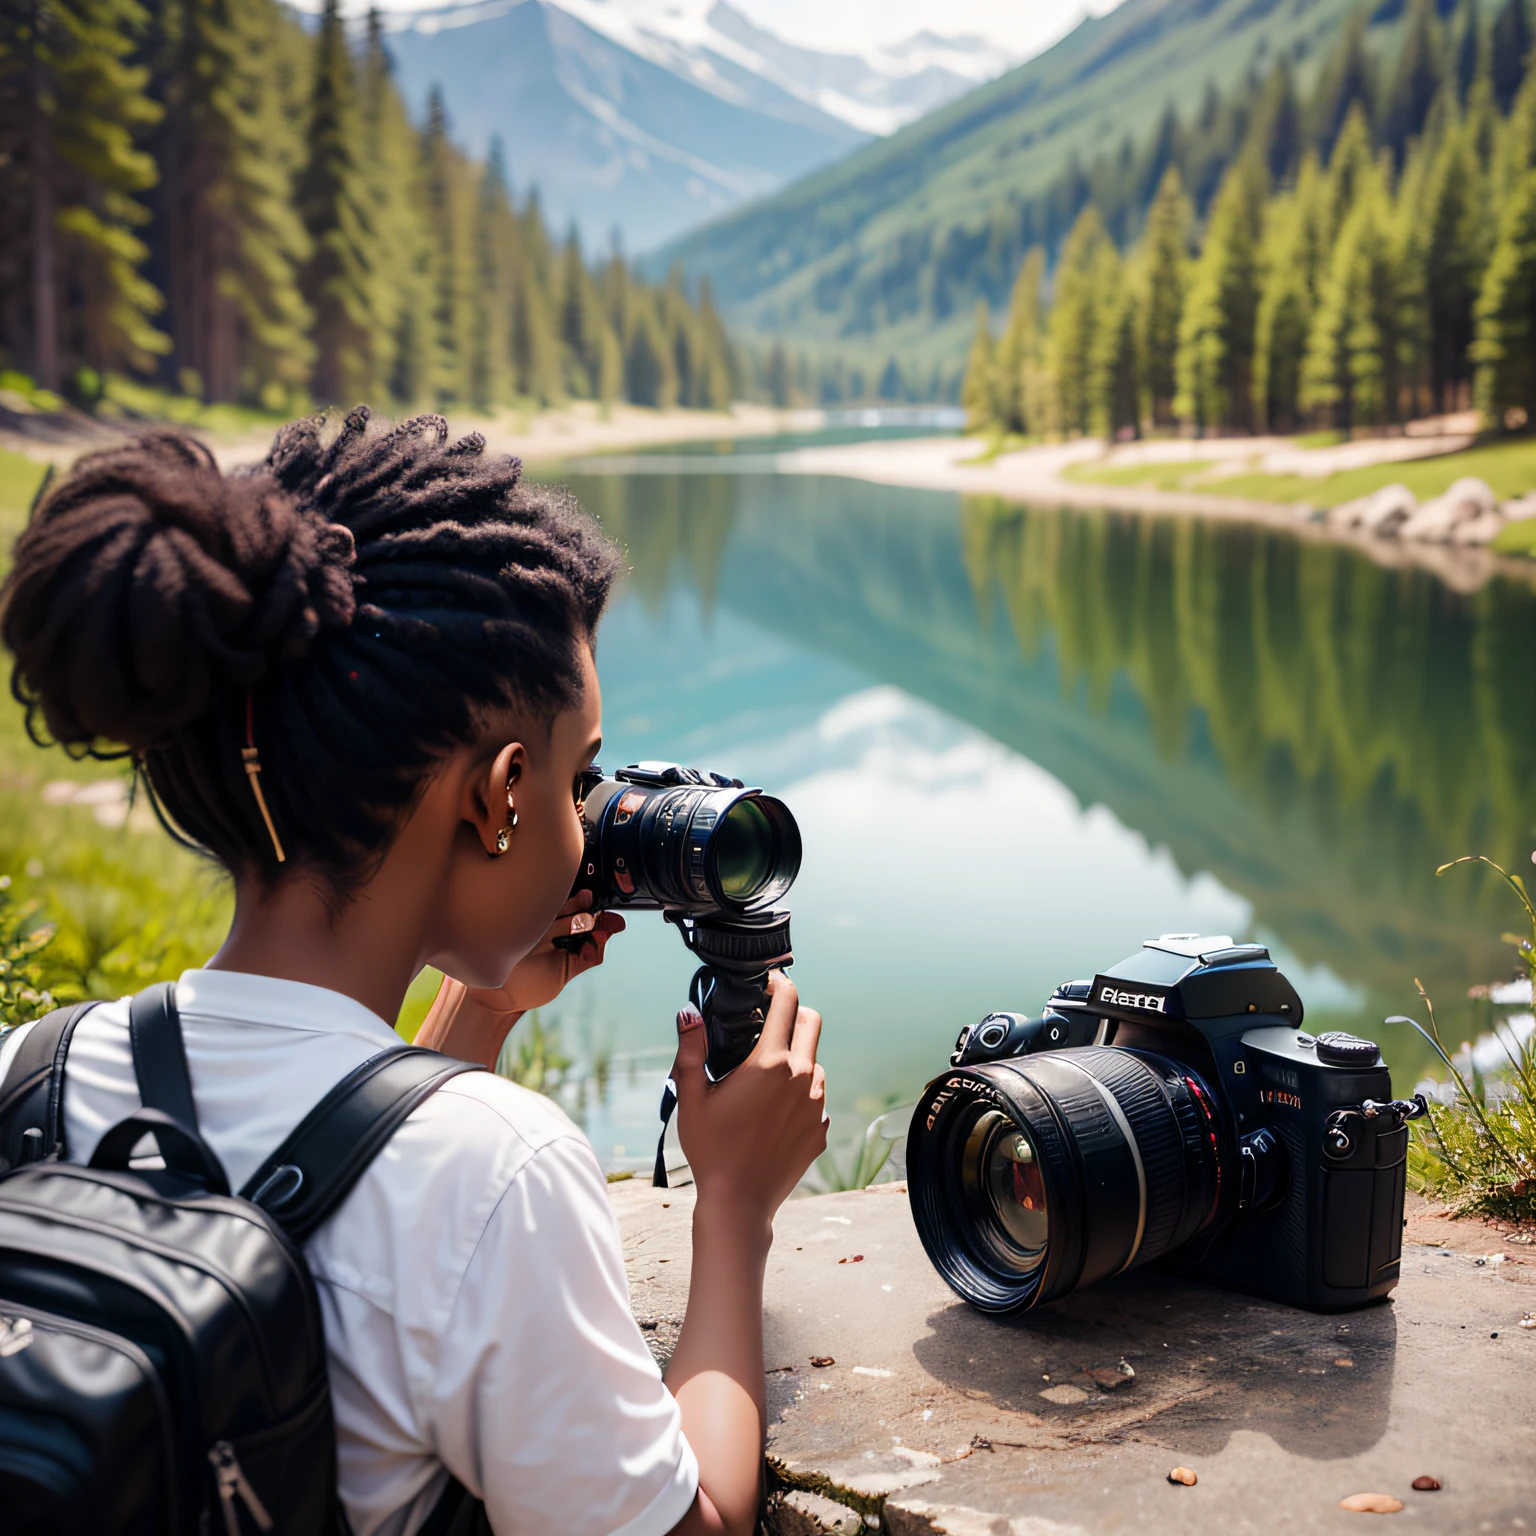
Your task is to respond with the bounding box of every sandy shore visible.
[777,430,1525,593]
[0,400,827,472]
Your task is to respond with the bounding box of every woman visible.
[0,408,828,1536]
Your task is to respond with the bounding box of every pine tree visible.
[420,86,470,405]
[1456,0,1484,102]
[159,0,312,403]
[1254,162,1328,431]
[994,246,1044,435]
[469,140,514,410]
[298,0,375,406]
[0,0,167,392]
[1324,104,1376,246]
[1049,205,1112,435]
[1140,167,1192,427]
[1384,0,1445,162]
[1175,159,1265,432]
[1422,116,1492,409]
[1256,59,1303,187]
[960,301,998,431]
[1093,254,1141,439]
[1303,165,1410,429]
[1312,10,1375,158]
[1491,0,1533,114]
[1472,167,1536,425]
[695,276,735,408]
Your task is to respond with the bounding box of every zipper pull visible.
[208,1441,274,1535]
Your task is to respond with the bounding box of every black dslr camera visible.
[560,763,801,1082]
[907,935,1425,1314]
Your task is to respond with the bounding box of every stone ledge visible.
[613,1181,1536,1534]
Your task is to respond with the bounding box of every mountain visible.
[651,0,1378,383]
[381,0,1013,253]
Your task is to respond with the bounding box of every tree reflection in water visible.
[567,465,1536,1083]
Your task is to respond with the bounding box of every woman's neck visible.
[209,869,428,1027]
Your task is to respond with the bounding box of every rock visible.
[1410,1475,1442,1491]
[1399,477,1496,542]
[1329,484,1415,533]
[1339,1492,1405,1513]
[1449,510,1506,545]
[1168,1467,1198,1486]
[1500,492,1536,523]
[770,1488,867,1535]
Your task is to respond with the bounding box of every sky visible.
[306,0,1126,59]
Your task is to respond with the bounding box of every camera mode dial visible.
[1314,1032,1380,1067]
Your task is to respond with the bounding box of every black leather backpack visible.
[0,983,487,1535]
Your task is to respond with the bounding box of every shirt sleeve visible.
[425,1133,698,1536]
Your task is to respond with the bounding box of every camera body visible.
[914,935,1414,1313]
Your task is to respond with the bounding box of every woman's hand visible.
[671,971,827,1223]
[415,892,625,1067]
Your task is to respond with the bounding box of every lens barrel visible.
[907,1048,1228,1313]
[575,768,801,915]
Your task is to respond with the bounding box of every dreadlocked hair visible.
[2,407,623,893]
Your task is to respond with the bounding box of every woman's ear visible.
[463,741,525,856]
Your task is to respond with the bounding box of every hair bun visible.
[2,430,358,751]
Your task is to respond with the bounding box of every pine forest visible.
[0,0,738,417]
[963,0,1536,439]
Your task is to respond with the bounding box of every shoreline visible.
[0,400,832,475]
[776,434,1535,594]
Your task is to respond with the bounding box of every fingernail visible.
[569,912,595,935]
[677,1005,704,1032]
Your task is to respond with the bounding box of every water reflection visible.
[541,463,1536,1167]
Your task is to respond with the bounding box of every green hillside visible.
[656,0,1408,391]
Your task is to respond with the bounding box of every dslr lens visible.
[908,1048,1226,1313]
[965,1110,1048,1274]
[714,798,775,902]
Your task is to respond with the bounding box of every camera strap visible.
[653,1077,677,1188]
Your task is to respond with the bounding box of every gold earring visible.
[506,785,519,830]
[494,826,511,855]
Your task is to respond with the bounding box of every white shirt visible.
[0,969,697,1536]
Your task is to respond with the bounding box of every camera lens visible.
[908,1048,1227,1313]
[965,1110,1048,1273]
[577,772,801,914]
[714,797,774,902]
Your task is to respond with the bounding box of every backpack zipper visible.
[209,1440,274,1535]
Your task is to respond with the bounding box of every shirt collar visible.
[175,967,404,1047]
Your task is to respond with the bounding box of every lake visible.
[527,433,1536,1180]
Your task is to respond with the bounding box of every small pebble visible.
[810,1355,835,1368]
[1411,1476,1441,1491]
[1167,1466,1197,1486]
[1340,1492,1404,1513]
[1519,1315,1535,1330]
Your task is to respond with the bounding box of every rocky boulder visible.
[1398,477,1496,542]
[1328,482,1415,533]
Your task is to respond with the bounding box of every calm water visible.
[527,440,1536,1177]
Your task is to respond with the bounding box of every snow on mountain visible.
[383,0,1013,250]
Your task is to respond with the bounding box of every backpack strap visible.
[241,1045,482,1243]
[129,981,199,1132]
[0,1002,97,1168]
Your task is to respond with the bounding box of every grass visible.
[97,374,291,437]
[1406,855,1536,1225]
[0,448,49,516]
[1198,436,1536,509]
[1063,459,1218,492]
